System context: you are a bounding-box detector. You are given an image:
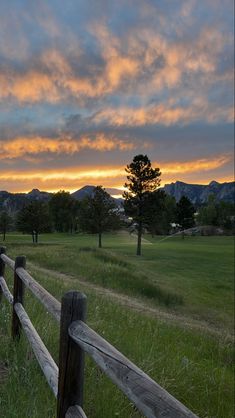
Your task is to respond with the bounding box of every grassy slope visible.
[0,232,234,418]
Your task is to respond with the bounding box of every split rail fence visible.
[0,246,198,418]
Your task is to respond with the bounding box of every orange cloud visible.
[0,71,60,103]
[106,56,139,89]
[94,24,140,89]
[0,166,125,193]
[92,103,234,126]
[0,134,134,159]
[0,49,102,103]
[0,36,139,103]
[0,23,231,108]
[160,154,232,174]
[0,167,123,181]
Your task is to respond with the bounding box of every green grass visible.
[4,231,233,330]
[0,231,234,417]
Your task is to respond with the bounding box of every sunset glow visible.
[0,0,233,193]
[0,152,233,193]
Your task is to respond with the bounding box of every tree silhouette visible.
[176,196,195,230]
[123,155,161,255]
[17,201,51,243]
[0,211,12,241]
[49,191,78,233]
[78,186,120,248]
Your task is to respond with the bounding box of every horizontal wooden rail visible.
[0,276,13,304]
[69,320,198,418]
[14,302,59,397]
[0,253,15,270]
[0,253,61,322]
[16,267,61,322]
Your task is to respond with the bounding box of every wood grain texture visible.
[0,276,13,304]
[65,405,87,418]
[16,266,61,322]
[0,253,15,270]
[14,302,58,397]
[12,256,26,339]
[69,321,199,418]
[57,291,87,418]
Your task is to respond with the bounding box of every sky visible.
[0,0,234,193]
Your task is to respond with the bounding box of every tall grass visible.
[0,233,234,417]
[78,247,184,306]
[0,273,234,418]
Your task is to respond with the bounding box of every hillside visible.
[71,185,95,200]
[0,189,52,213]
[0,181,234,213]
[163,180,235,204]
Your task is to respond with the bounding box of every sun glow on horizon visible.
[0,155,233,194]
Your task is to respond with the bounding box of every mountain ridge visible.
[163,180,234,204]
[0,180,234,213]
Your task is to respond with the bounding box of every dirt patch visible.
[27,262,234,342]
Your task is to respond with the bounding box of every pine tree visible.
[123,155,161,255]
[176,196,195,230]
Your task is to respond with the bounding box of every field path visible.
[28,262,233,342]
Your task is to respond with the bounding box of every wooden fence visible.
[0,246,199,418]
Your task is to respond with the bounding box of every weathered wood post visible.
[0,246,6,303]
[57,291,87,418]
[12,256,26,339]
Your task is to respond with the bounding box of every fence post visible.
[0,247,6,303]
[57,291,87,418]
[12,256,26,340]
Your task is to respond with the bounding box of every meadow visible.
[0,231,234,418]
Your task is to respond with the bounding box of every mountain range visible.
[0,181,234,213]
[163,180,234,205]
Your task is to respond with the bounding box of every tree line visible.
[0,155,234,255]
[0,187,121,247]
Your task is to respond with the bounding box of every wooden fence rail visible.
[0,246,199,418]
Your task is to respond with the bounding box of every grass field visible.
[0,231,234,417]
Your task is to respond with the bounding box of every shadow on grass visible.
[79,247,184,307]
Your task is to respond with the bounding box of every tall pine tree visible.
[123,155,161,255]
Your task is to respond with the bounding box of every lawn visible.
[0,231,234,417]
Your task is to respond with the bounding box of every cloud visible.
[2,71,61,103]
[0,166,125,193]
[91,102,233,127]
[160,154,232,174]
[0,134,135,159]
[0,19,233,116]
